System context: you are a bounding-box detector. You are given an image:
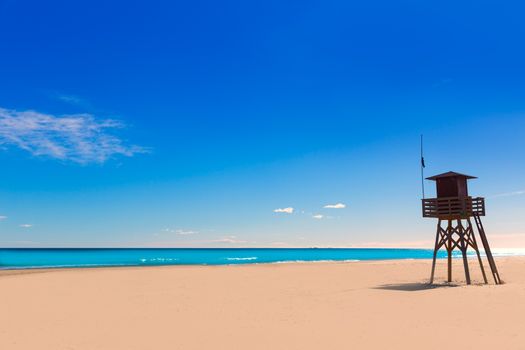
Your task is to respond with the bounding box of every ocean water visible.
[0,248,522,270]
[0,248,440,269]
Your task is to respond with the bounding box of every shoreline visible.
[0,255,519,276]
[2,247,523,272]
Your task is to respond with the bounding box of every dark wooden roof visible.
[426,171,477,181]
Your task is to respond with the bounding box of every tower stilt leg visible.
[429,219,441,284]
[474,215,502,284]
[446,220,452,283]
[467,218,488,284]
[458,220,471,285]
[447,248,452,282]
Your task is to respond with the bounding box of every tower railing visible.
[422,196,485,218]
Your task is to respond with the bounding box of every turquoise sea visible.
[1,248,523,270]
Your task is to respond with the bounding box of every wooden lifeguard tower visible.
[422,171,502,285]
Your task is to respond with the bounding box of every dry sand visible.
[2,257,525,350]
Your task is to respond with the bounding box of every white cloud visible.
[324,203,346,209]
[19,224,33,228]
[0,215,7,221]
[349,240,433,248]
[176,230,198,235]
[274,207,294,214]
[54,93,95,110]
[212,236,247,244]
[491,190,525,198]
[312,214,324,219]
[57,94,85,105]
[162,228,199,235]
[0,107,147,164]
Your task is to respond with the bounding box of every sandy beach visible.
[2,257,525,350]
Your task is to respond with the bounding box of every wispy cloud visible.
[0,240,40,246]
[0,215,7,221]
[350,240,433,248]
[0,107,147,164]
[312,214,324,219]
[52,92,95,110]
[212,236,247,244]
[163,228,199,235]
[274,207,294,214]
[176,229,198,235]
[57,94,85,105]
[490,190,525,198]
[324,203,346,209]
[19,224,33,228]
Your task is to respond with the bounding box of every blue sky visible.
[0,0,524,247]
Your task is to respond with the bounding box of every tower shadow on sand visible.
[374,282,461,292]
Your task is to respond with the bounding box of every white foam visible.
[1,263,134,270]
[225,257,258,261]
[489,248,525,257]
[271,259,360,264]
[140,258,179,262]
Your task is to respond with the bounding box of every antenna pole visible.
[421,134,425,199]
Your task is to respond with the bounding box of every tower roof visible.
[426,171,477,181]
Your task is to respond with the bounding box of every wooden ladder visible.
[473,214,502,285]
